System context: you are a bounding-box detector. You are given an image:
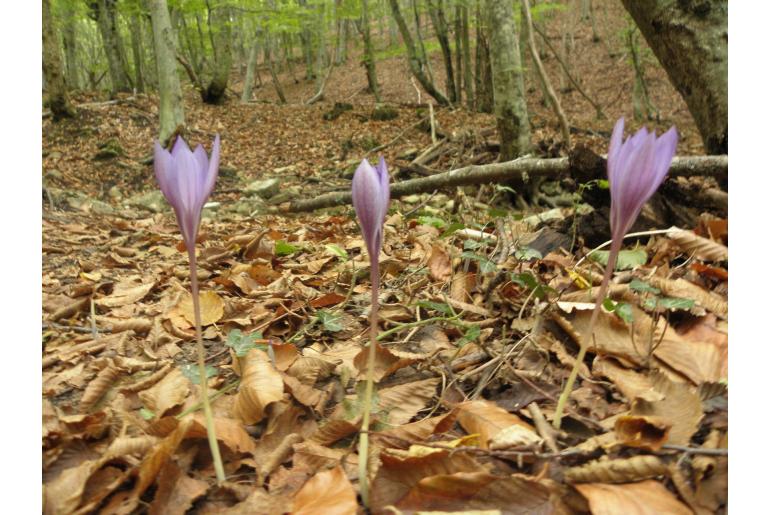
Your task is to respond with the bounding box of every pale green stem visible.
[358,257,379,508]
[553,238,622,429]
[188,247,226,484]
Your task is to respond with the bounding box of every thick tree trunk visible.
[427,0,457,103]
[129,13,146,93]
[388,0,450,105]
[43,0,75,119]
[94,0,132,95]
[485,0,530,159]
[621,0,727,154]
[149,0,185,144]
[361,0,381,101]
[62,3,80,90]
[203,6,233,104]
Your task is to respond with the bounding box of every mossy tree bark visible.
[203,5,233,104]
[149,0,185,145]
[427,0,457,103]
[62,2,80,90]
[621,0,727,154]
[485,0,531,159]
[241,38,260,103]
[92,0,133,95]
[361,0,381,102]
[129,12,146,93]
[43,0,75,119]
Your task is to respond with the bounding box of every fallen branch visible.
[285,154,728,212]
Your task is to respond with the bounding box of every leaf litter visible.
[43,21,727,515]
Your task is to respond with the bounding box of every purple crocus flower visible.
[553,118,677,430]
[352,157,390,261]
[607,117,678,243]
[154,134,220,247]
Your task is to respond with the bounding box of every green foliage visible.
[629,279,660,295]
[181,363,218,385]
[457,324,480,347]
[415,300,453,316]
[275,240,301,256]
[314,309,345,332]
[460,251,497,273]
[325,243,349,260]
[514,247,542,261]
[417,215,447,229]
[440,222,466,238]
[511,272,556,300]
[139,407,156,420]
[590,248,648,270]
[603,298,634,323]
[225,329,265,357]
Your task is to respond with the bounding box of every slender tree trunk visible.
[626,26,658,122]
[474,1,493,113]
[203,5,233,104]
[62,3,80,90]
[453,5,463,104]
[94,0,133,95]
[242,38,260,103]
[620,0,727,154]
[522,0,570,147]
[388,0,450,105]
[427,0,457,103]
[179,14,202,79]
[411,0,435,84]
[264,32,287,104]
[315,2,328,92]
[485,0,531,159]
[560,0,576,92]
[298,0,315,80]
[43,0,75,119]
[149,0,185,144]
[362,0,381,101]
[129,13,146,92]
[461,6,473,109]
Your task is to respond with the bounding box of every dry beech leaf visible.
[188,414,258,455]
[575,480,692,515]
[292,441,348,475]
[282,373,324,408]
[428,244,452,282]
[148,459,209,515]
[138,368,190,417]
[80,363,121,412]
[353,342,419,382]
[286,355,339,386]
[254,401,316,463]
[104,436,159,460]
[667,226,727,262]
[565,455,668,484]
[456,400,536,448]
[44,459,100,515]
[378,377,441,425]
[95,280,154,308]
[630,373,703,446]
[593,359,656,402]
[232,349,284,424]
[377,410,458,447]
[291,465,357,515]
[177,290,224,326]
[76,466,129,515]
[488,424,544,450]
[614,415,671,451]
[397,472,563,514]
[646,276,727,317]
[312,418,360,446]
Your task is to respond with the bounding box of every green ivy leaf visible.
[457,324,480,347]
[415,301,453,315]
[629,278,661,294]
[514,247,543,261]
[603,298,634,323]
[275,240,300,256]
[440,222,466,238]
[590,249,648,270]
[324,243,348,260]
[417,215,447,229]
[315,309,344,332]
[461,251,497,273]
[226,329,263,357]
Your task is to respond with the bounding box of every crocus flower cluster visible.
[154,135,225,483]
[553,118,678,429]
[351,156,390,508]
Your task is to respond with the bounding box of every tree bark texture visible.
[129,13,146,92]
[149,0,185,144]
[203,5,233,104]
[485,0,531,159]
[388,0,450,105]
[621,0,727,154]
[427,0,457,102]
[286,154,729,212]
[94,0,133,94]
[474,2,493,113]
[361,0,382,101]
[241,39,260,103]
[43,0,75,119]
[461,6,473,109]
[62,3,80,89]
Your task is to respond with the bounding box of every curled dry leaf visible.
[428,244,452,282]
[104,436,159,461]
[80,363,121,412]
[456,400,536,448]
[630,373,703,446]
[258,433,304,484]
[121,363,173,393]
[575,480,692,515]
[286,355,339,385]
[138,368,190,417]
[291,466,357,515]
[187,414,258,455]
[44,459,100,515]
[353,342,419,382]
[378,377,441,425]
[232,349,284,424]
[667,226,728,262]
[564,455,669,484]
[292,441,349,476]
[377,409,458,447]
[148,460,209,515]
[614,415,671,451]
[646,276,727,317]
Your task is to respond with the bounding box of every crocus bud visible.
[154,134,221,247]
[352,157,390,260]
[607,118,677,242]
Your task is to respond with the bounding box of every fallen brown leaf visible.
[575,480,692,515]
[292,465,357,515]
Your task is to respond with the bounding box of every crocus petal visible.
[154,141,178,206]
[202,134,220,201]
[352,157,390,260]
[171,135,192,158]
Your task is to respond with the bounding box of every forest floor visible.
[42,3,727,513]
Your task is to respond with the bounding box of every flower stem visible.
[553,238,622,429]
[358,259,379,508]
[188,247,226,484]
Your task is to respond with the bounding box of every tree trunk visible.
[620,0,727,154]
[43,0,75,119]
[242,38,260,103]
[411,0,435,84]
[560,0,576,92]
[361,0,381,101]
[94,0,132,95]
[388,0,450,105]
[265,33,287,104]
[427,0,457,103]
[298,0,315,80]
[62,3,80,90]
[485,0,531,159]
[453,5,463,103]
[149,0,185,144]
[474,2,493,113]
[129,13,146,93]
[522,0,570,147]
[461,6,473,109]
[203,5,233,104]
